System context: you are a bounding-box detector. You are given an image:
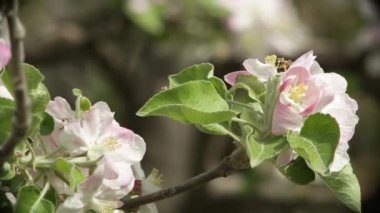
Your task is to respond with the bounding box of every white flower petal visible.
[56,194,85,213]
[243,58,277,82]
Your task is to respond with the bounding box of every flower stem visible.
[231,117,262,134]
[121,148,250,211]
[31,182,50,210]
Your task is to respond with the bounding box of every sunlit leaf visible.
[287,113,340,175]
[137,81,237,124]
[169,63,214,88]
[245,126,287,167]
[320,163,361,212]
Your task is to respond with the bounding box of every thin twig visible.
[122,148,250,211]
[0,0,30,165]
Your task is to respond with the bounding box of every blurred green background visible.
[14,0,380,212]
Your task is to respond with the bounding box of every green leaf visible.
[287,113,340,175]
[1,64,51,136]
[0,105,13,144]
[44,188,57,207]
[0,97,15,108]
[209,77,229,99]
[231,75,265,102]
[197,122,230,135]
[39,113,54,136]
[320,163,361,212]
[15,185,54,213]
[168,63,214,88]
[280,157,315,185]
[239,102,264,132]
[2,64,50,113]
[245,126,287,167]
[10,175,26,192]
[30,83,50,114]
[53,158,85,191]
[137,81,237,124]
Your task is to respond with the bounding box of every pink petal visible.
[330,143,350,172]
[311,73,348,112]
[271,101,304,135]
[312,73,347,94]
[107,127,146,163]
[283,66,311,84]
[58,122,89,154]
[101,159,135,199]
[279,76,294,92]
[322,94,358,171]
[0,39,11,69]
[46,97,75,123]
[310,61,324,75]
[79,164,105,197]
[288,50,315,71]
[224,71,250,85]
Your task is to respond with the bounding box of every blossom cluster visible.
[41,97,146,212]
[225,51,359,172]
[0,37,160,212]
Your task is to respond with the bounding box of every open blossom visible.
[131,163,162,213]
[45,96,146,211]
[225,51,359,172]
[57,162,125,213]
[45,97,146,163]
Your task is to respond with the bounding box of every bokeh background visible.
[18,0,380,212]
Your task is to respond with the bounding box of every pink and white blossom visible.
[45,98,146,163]
[56,164,124,213]
[131,163,161,213]
[0,39,11,69]
[225,51,359,172]
[45,96,146,206]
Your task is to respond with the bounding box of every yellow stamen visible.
[103,137,121,151]
[289,83,308,103]
[265,54,277,66]
[147,168,164,187]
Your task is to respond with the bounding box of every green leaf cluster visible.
[284,113,361,212]
[137,63,237,129]
[0,64,52,142]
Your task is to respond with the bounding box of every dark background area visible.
[15,0,380,212]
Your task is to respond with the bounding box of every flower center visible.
[288,83,308,104]
[103,137,122,151]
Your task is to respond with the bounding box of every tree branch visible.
[122,148,250,211]
[0,0,30,165]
